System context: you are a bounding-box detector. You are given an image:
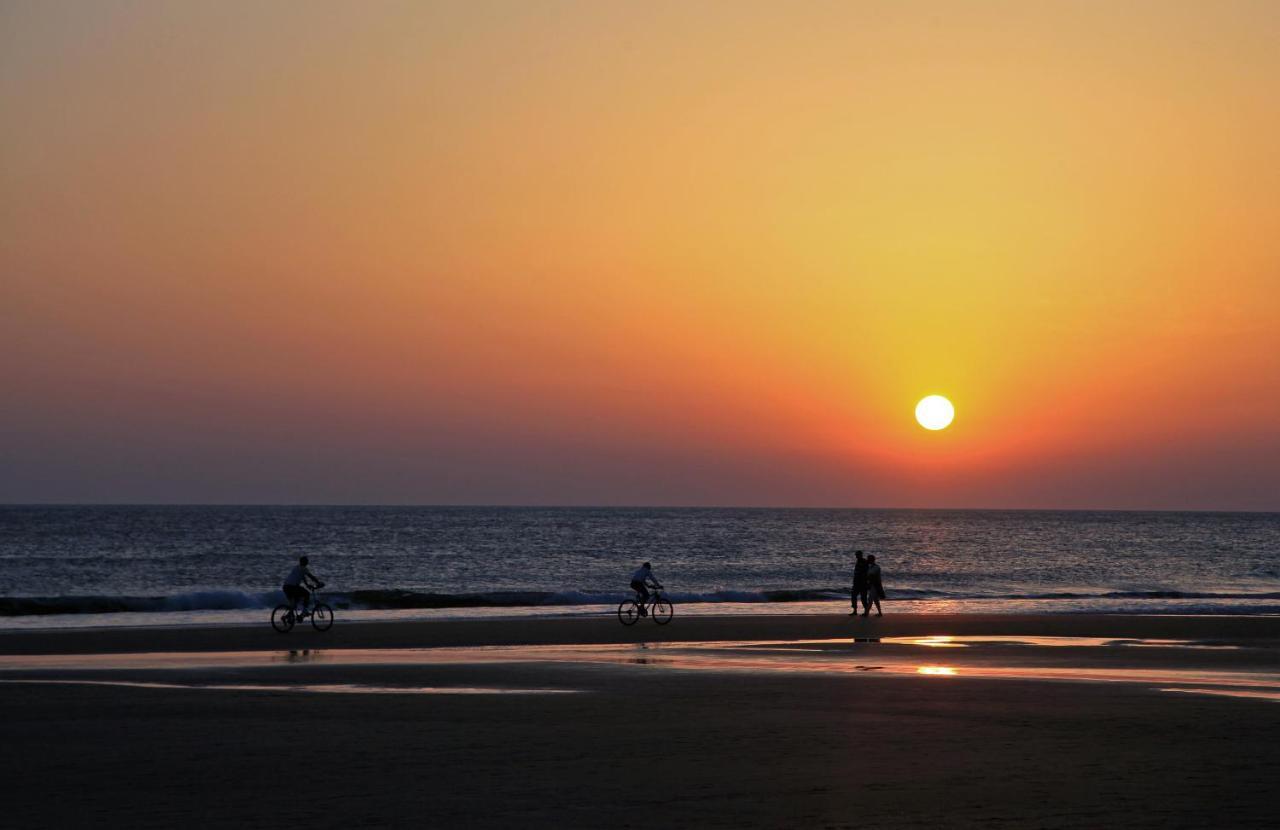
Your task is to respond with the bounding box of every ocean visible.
[1,506,1277,628]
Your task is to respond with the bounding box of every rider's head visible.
[867,555,876,563]
[855,550,864,559]
[299,556,309,566]
[643,562,651,569]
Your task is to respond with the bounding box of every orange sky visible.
[2,1,1277,508]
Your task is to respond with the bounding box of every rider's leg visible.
[631,581,650,615]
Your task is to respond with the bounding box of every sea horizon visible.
[4,502,1277,514]
[3,505,1276,628]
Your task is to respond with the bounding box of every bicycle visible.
[618,587,673,626]
[271,588,334,633]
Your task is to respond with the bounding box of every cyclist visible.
[282,555,324,615]
[629,562,662,617]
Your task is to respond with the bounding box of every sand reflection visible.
[878,635,1241,649]
[0,678,580,695]
[1,637,1274,703]
[902,636,965,648]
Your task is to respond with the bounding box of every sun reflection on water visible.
[907,636,966,648]
[917,666,958,676]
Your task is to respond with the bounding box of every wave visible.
[345,587,861,609]
[0,590,279,617]
[2,586,1279,617]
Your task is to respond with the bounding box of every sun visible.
[915,395,955,431]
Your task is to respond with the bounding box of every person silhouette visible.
[850,551,869,616]
[629,562,662,617]
[862,554,884,617]
[282,555,323,614]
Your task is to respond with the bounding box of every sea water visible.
[0,506,1276,628]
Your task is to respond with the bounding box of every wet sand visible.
[2,614,1277,828]
[2,611,1277,654]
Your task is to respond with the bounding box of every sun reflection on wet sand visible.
[1,638,1275,703]
[902,636,964,648]
[0,634,1247,672]
[876,635,1243,649]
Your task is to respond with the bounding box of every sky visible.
[2,1,1278,509]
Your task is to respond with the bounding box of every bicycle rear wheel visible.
[271,605,295,633]
[617,599,641,626]
[311,603,334,631]
[651,598,673,625]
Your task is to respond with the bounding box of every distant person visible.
[850,550,869,616]
[862,554,884,617]
[283,555,323,614]
[630,562,662,617]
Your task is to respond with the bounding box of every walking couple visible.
[849,550,885,617]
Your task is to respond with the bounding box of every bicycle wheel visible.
[271,605,295,633]
[651,598,673,625]
[617,599,641,626]
[311,603,334,631]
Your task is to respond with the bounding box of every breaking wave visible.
[1,587,1278,617]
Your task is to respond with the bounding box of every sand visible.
[1,613,1277,828]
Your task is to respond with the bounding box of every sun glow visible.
[908,636,965,648]
[1,3,1278,509]
[917,666,958,676]
[915,396,955,431]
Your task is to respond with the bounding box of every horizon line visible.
[1,503,1276,515]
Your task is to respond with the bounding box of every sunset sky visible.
[2,1,1277,509]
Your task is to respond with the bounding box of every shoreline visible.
[3,593,1277,628]
[2,611,1277,656]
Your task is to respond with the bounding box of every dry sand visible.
[1,613,1277,828]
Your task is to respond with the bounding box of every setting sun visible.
[915,396,955,431]
[1,4,1279,827]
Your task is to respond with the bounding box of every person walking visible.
[862,554,885,617]
[850,550,869,616]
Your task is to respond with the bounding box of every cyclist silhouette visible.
[629,562,662,617]
[282,555,324,614]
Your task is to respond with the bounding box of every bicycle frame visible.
[635,589,665,610]
[273,588,333,633]
[618,587,671,626]
[292,588,323,617]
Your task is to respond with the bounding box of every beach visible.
[7,1,1280,827]
[2,613,1277,828]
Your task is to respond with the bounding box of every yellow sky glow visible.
[2,1,1277,507]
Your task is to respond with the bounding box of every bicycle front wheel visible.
[271,605,295,633]
[311,603,334,631]
[651,598,673,625]
[617,600,641,626]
